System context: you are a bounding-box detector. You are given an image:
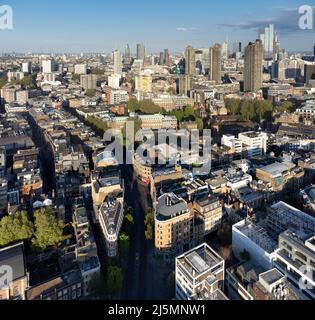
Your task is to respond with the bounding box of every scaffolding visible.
[266,202,315,238]
[237,220,278,254]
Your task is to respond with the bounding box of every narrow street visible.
[26,113,56,194]
[120,164,150,300]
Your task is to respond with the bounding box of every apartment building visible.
[0,243,29,300]
[266,202,315,238]
[135,74,152,93]
[155,193,194,260]
[193,194,223,235]
[299,185,315,216]
[73,205,100,296]
[175,243,227,300]
[80,74,97,91]
[226,263,301,300]
[232,219,278,270]
[26,270,83,300]
[91,169,124,221]
[99,194,124,257]
[91,166,124,257]
[138,114,177,130]
[238,131,268,158]
[221,134,243,155]
[256,162,304,192]
[273,231,315,300]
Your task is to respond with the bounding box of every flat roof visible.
[0,242,26,281]
[259,268,284,286]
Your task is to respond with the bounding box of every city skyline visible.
[0,0,314,53]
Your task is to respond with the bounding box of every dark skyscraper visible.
[136,43,146,61]
[244,40,264,92]
[124,44,131,63]
[164,49,170,67]
[304,64,315,85]
[185,45,196,76]
[159,52,164,65]
[209,44,222,84]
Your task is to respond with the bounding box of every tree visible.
[32,208,64,251]
[145,209,154,226]
[127,98,139,113]
[89,273,107,299]
[225,98,240,115]
[118,232,130,255]
[72,73,81,82]
[106,265,123,295]
[122,116,142,147]
[85,89,96,97]
[122,207,134,234]
[195,117,204,131]
[183,105,195,118]
[0,76,8,89]
[86,115,108,136]
[241,100,255,121]
[167,87,176,95]
[91,68,105,75]
[20,74,37,89]
[0,211,34,247]
[127,98,162,114]
[277,101,294,113]
[145,224,153,241]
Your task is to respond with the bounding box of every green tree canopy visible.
[128,98,162,114]
[32,208,64,251]
[118,232,130,255]
[122,116,142,147]
[225,98,241,115]
[144,209,154,241]
[0,211,34,247]
[276,101,294,113]
[85,89,96,97]
[225,98,274,123]
[86,115,108,136]
[167,87,176,95]
[122,207,135,234]
[89,273,107,299]
[91,68,105,75]
[72,73,81,82]
[106,265,123,295]
[0,76,8,89]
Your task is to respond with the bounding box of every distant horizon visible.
[0,0,314,53]
[0,50,314,56]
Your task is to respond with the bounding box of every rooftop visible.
[156,193,189,221]
[177,243,224,277]
[234,219,278,254]
[257,162,290,177]
[0,242,26,282]
[100,198,123,236]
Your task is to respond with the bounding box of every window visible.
[295,251,307,262]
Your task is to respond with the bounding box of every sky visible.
[0,0,314,54]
